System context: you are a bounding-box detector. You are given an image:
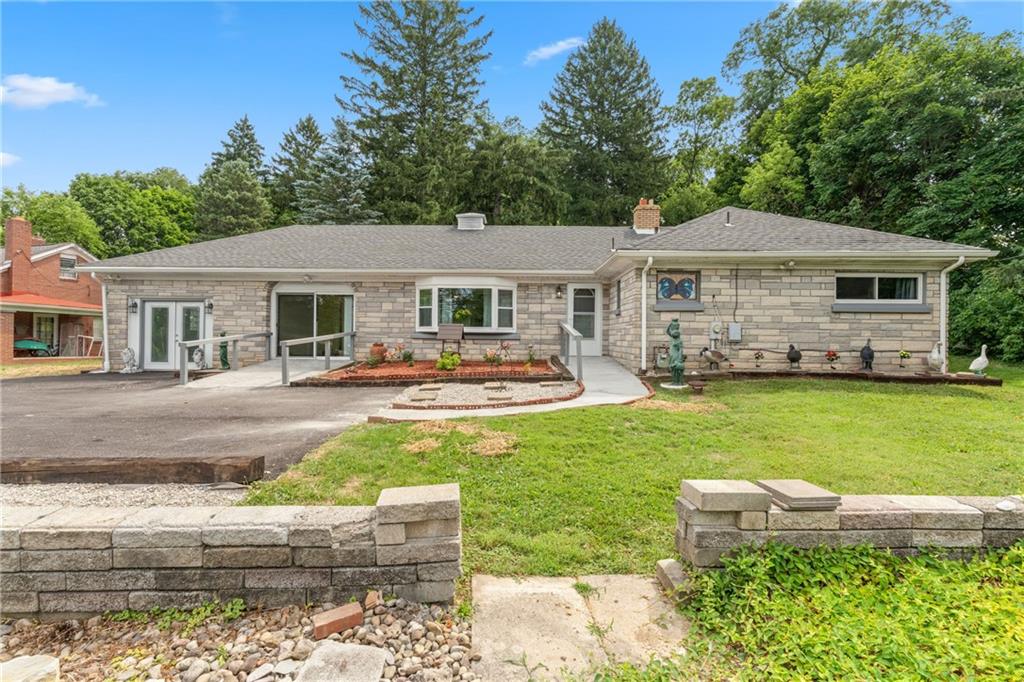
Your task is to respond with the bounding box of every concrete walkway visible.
[374,357,649,421]
[184,359,349,389]
[472,574,689,680]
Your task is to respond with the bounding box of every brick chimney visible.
[632,198,661,235]
[4,216,35,293]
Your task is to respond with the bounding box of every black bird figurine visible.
[786,344,802,369]
[860,339,875,371]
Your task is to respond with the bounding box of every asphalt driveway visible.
[0,372,397,477]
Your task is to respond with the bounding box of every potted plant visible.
[370,342,386,363]
[825,349,840,370]
[753,351,765,368]
[899,349,911,368]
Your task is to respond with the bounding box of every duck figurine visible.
[928,342,943,372]
[786,344,802,369]
[969,344,989,376]
[859,340,874,371]
[700,347,728,371]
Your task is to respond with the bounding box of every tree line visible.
[1,0,1020,358]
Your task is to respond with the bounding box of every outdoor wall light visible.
[556,285,563,299]
[128,300,139,314]
[205,301,214,314]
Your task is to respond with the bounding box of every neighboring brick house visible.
[81,203,995,375]
[0,217,103,363]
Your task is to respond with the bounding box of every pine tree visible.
[211,115,267,182]
[339,1,491,223]
[540,18,668,225]
[195,160,272,239]
[295,117,379,225]
[269,115,325,225]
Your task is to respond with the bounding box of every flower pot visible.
[370,342,387,362]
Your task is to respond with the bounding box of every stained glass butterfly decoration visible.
[658,275,696,300]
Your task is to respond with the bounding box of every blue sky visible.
[2,1,1021,192]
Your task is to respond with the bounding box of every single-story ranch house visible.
[81,202,995,375]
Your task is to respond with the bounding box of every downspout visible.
[939,255,965,374]
[100,281,111,372]
[640,256,654,373]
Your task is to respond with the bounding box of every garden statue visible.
[665,318,686,386]
[928,342,943,372]
[786,344,802,369]
[969,345,989,376]
[219,331,230,370]
[119,347,140,374]
[860,340,874,371]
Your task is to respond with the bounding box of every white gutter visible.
[939,255,966,374]
[101,282,111,373]
[640,257,654,372]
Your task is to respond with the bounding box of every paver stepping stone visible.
[483,381,505,390]
[539,380,564,387]
[756,479,840,510]
[418,383,444,391]
[486,395,512,401]
[295,641,387,682]
[409,392,437,402]
[472,575,688,680]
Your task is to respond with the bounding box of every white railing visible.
[559,322,584,381]
[178,332,272,385]
[280,331,356,385]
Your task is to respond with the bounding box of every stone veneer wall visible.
[0,484,461,620]
[648,267,941,373]
[104,279,273,371]
[674,479,1024,569]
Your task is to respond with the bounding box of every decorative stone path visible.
[471,575,688,681]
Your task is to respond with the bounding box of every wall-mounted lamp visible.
[205,301,214,314]
[128,300,139,315]
[555,285,564,299]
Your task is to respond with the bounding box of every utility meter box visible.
[727,322,742,342]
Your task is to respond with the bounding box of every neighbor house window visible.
[416,280,516,332]
[835,274,921,303]
[59,255,78,280]
[657,272,700,302]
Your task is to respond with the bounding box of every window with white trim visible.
[59,255,78,280]
[835,274,922,303]
[415,282,516,332]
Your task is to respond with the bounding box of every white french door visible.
[567,284,603,356]
[143,302,204,370]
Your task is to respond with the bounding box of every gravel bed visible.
[1,597,475,681]
[0,483,247,507]
[394,380,579,408]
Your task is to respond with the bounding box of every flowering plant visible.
[384,344,406,363]
[825,350,840,362]
[899,350,912,359]
[483,348,503,366]
[753,350,765,368]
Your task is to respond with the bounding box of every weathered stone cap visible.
[680,480,771,512]
[376,483,460,523]
[756,479,840,511]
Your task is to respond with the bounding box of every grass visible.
[0,357,101,379]
[245,356,1023,576]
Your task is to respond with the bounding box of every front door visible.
[143,302,204,370]
[567,284,602,356]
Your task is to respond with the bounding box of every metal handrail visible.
[559,322,584,380]
[280,330,356,385]
[178,331,271,385]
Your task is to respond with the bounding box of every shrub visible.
[683,542,1024,680]
[482,348,502,366]
[436,351,462,371]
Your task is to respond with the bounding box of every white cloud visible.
[0,74,104,109]
[524,37,584,66]
[0,152,21,167]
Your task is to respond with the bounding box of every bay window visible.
[416,279,516,332]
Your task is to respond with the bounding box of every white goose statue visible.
[927,342,943,372]
[969,345,989,376]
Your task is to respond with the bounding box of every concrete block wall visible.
[606,266,943,374]
[104,279,272,371]
[0,484,461,619]
[675,479,1024,568]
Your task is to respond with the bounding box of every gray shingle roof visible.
[0,243,74,263]
[84,207,993,273]
[625,207,993,254]
[88,224,643,272]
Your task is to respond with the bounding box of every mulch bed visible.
[295,360,566,387]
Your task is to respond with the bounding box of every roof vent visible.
[456,213,486,231]
[725,211,733,227]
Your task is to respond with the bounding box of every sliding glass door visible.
[276,293,353,358]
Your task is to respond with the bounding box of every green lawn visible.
[245,357,1023,576]
[0,357,101,379]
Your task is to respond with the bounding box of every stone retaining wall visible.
[675,479,1023,568]
[0,484,461,619]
